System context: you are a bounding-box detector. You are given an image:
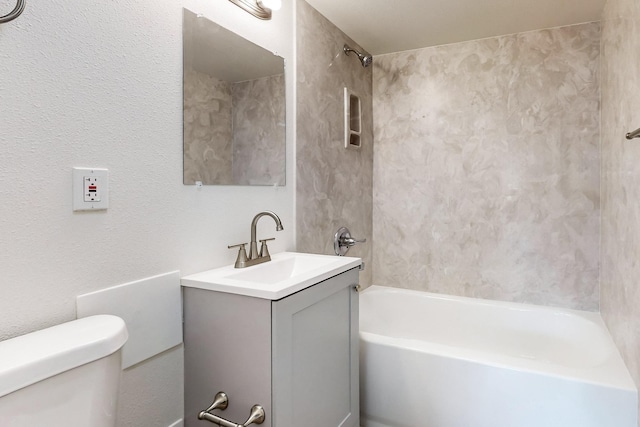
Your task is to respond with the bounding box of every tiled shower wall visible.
[600,0,640,417]
[372,23,601,310]
[296,0,373,286]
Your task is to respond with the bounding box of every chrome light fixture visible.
[228,0,281,20]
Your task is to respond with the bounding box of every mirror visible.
[183,9,286,186]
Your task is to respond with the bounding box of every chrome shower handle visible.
[341,236,366,247]
[334,226,367,256]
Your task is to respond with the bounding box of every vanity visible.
[180,8,360,425]
[181,252,362,427]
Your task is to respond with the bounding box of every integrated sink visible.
[227,254,337,284]
[181,252,362,300]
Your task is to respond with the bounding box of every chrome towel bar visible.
[626,127,640,140]
[0,0,24,24]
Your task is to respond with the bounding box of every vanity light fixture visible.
[228,0,281,20]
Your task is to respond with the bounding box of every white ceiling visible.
[304,0,606,55]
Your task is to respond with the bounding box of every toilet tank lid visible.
[0,315,128,398]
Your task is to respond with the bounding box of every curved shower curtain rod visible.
[0,0,25,24]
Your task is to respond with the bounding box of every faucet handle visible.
[258,238,275,258]
[228,243,249,268]
[228,242,248,249]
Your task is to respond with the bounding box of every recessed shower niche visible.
[344,88,361,149]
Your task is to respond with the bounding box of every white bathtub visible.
[359,286,637,427]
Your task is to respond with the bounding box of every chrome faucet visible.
[228,211,284,268]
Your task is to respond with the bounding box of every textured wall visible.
[233,74,286,186]
[0,0,295,425]
[184,67,233,185]
[600,0,640,418]
[372,23,601,310]
[296,0,373,286]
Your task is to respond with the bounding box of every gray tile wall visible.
[296,0,373,286]
[600,0,640,418]
[372,23,601,310]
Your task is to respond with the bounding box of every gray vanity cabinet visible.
[183,267,360,427]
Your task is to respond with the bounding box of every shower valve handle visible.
[334,226,367,256]
[341,236,366,246]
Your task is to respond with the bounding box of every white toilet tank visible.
[0,315,128,427]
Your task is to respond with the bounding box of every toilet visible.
[0,315,128,427]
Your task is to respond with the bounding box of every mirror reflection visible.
[183,9,286,186]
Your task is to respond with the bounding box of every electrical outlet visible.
[73,168,109,211]
[83,176,101,202]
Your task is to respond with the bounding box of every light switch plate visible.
[73,167,109,211]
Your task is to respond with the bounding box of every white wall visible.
[0,0,295,425]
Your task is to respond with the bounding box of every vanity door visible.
[271,268,359,427]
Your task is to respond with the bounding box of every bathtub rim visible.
[359,285,637,392]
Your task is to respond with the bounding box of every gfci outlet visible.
[73,168,109,211]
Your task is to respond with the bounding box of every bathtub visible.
[359,286,637,427]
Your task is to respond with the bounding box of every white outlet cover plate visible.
[73,167,109,211]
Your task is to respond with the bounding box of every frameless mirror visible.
[183,9,286,186]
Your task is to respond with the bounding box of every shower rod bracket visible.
[0,0,25,24]
[626,127,640,140]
